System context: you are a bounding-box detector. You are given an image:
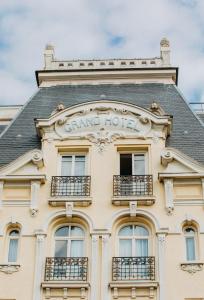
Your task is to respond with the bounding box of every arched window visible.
[54,225,85,257]
[8,230,20,263]
[118,225,149,257]
[184,227,196,261]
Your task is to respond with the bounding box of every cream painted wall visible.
[0,101,204,300]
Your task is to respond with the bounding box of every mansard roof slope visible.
[0,83,204,166]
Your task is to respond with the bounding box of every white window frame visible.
[183,226,198,262]
[117,223,151,257]
[53,224,86,257]
[58,153,88,176]
[7,229,20,263]
[118,151,148,175]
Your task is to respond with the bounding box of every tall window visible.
[184,227,196,261]
[120,154,145,175]
[118,225,149,257]
[61,155,86,176]
[8,230,20,263]
[55,225,85,257]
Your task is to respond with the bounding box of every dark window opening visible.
[120,154,132,175]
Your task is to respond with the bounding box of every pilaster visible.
[33,231,46,300]
[90,235,99,300]
[157,233,167,300]
[201,178,204,203]
[0,181,3,209]
[101,234,111,300]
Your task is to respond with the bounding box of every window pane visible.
[119,239,132,256]
[61,156,72,176]
[55,240,67,257]
[133,155,145,175]
[70,226,84,237]
[8,239,18,262]
[134,226,149,236]
[119,225,133,236]
[55,226,69,237]
[70,240,84,257]
[74,156,85,176]
[186,237,196,261]
[135,239,148,256]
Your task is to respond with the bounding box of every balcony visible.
[112,175,155,205]
[42,257,89,297]
[112,256,155,281]
[49,176,92,206]
[110,257,158,296]
[44,257,88,281]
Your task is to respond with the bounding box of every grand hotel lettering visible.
[65,115,141,133]
[53,108,156,151]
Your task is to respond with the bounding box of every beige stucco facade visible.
[0,39,204,300]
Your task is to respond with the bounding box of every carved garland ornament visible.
[181,262,204,274]
[0,264,20,274]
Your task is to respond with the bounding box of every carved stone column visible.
[0,181,3,209]
[157,233,166,300]
[201,178,204,202]
[101,234,111,300]
[33,231,46,300]
[30,181,41,217]
[90,235,99,300]
[164,179,174,215]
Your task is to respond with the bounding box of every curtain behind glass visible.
[135,239,148,256]
[133,155,145,175]
[8,239,18,262]
[70,226,84,237]
[61,156,72,176]
[186,237,196,261]
[135,226,149,236]
[71,240,84,257]
[74,156,85,176]
[119,225,133,236]
[55,240,67,257]
[119,239,132,256]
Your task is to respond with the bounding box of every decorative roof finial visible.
[45,44,54,51]
[44,43,55,69]
[160,37,170,47]
[160,37,171,67]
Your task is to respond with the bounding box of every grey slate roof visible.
[0,125,6,135]
[0,83,204,166]
[197,113,204,125]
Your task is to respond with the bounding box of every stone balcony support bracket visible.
[163,179,174,215]
[30,180,41,217]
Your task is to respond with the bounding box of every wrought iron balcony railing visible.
[51,176,91,197]
[113,175,153,197]
[112,257,155,281]
[45,257,88,281]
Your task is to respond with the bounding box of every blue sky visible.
[0,0,204,105]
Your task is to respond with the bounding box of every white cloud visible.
[0,0,204,104]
